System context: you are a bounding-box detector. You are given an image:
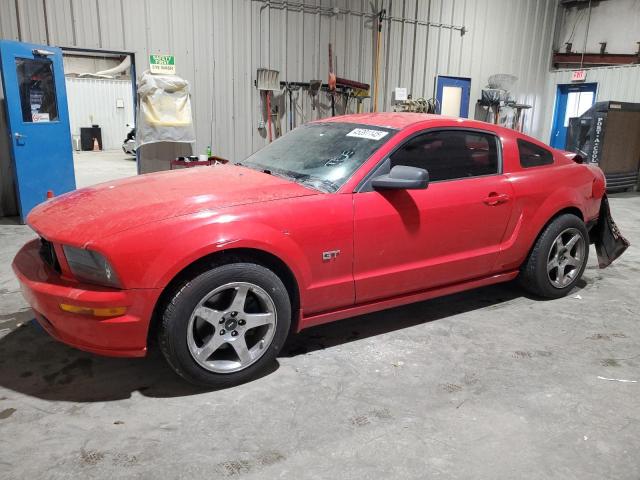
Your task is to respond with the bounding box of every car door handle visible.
[483,192,510,206]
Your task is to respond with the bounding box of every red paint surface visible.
[13,114,605,356]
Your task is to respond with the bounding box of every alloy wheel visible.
[546,227,586,289]
[186,282,277,373]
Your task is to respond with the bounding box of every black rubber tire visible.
[158,263,291,388]
[519,214,589,299]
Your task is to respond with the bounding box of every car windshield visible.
[237,122,397,192]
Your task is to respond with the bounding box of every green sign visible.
[149,54,175,74]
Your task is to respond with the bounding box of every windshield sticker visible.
[346,128,389,141]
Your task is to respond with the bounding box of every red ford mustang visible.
[13,113,628,387]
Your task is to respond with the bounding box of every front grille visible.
[39,237,61,273]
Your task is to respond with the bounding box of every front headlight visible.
[62,246,121,288]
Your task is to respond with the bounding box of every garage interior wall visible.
[540,64,640,144]
[554,0,640,54]
[65,78,135,151]
[1,0,557,161]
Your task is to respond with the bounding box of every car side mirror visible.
[371,165,429,190]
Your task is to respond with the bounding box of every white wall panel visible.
[540,64,640,144]
[3,0,561,161]
[97,0,125,50]
[121,0,148,60]
[555,0,640,55]
[0,1,20,41]
[15,0,48,44]
[70,0,100,48]
[65,78,135,150]
[43,0,75,46]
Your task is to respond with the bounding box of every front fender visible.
[93,210,311,292]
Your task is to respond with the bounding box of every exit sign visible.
[571,70,587,82]
[149,54,175,75]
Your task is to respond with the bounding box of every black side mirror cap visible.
[371,165,429,190]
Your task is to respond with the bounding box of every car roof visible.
[316,112,506,133]
[313,113,558,153]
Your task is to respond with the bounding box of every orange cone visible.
[93,138,100,151]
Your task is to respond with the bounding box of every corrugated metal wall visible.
[65,78,135,150]
[1,0,558,161]
[540,64,640,144]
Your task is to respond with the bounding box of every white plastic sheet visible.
[136,70,195,147]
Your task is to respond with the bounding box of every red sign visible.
[571,70,587,82]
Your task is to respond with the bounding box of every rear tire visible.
[158,263,291,388]
[520,214,589,299]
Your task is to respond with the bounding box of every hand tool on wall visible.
[328,43,337,116]
[327,42,370,116]
[287,84,301,130]
[266,91,272,141]
[274,104,281,138]
[373,8,386,112]
[256,68,280,142]
[309,80,322,112]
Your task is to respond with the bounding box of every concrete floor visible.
[73,150,138,188]
[0,156,638,479]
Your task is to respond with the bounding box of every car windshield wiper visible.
[267,169,338,193]
[256,166,308,182]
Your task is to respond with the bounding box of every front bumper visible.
[12,239,161,358]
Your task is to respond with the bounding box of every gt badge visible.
[322,250,341,261]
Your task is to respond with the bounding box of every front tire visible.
[158,263,291,387]
[520,214,589,299]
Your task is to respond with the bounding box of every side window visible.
[517,139,554,168]
[389,130,499,182]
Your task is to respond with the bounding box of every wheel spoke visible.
[195,334,226,362]
[231,336,252,364]
[244,312,275,329]
[555,236,565,251]
[556,264,566,286]
[229,285,249,313]
[194,306,223,325]
[565,234,581,251]
[547,257,559,272]
[566,256,579,267]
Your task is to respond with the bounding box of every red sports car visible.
[13,113,627,387]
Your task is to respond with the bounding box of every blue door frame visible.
[549,82,597,149]
[436,76,471,118]
[0,40,75,222]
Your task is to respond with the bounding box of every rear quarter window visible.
[517,139,554,168]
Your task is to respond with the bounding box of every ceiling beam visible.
[553,52,640,68]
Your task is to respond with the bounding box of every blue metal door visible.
[0,40,75,222]
[436,76,471,118]
[550,82,597,149]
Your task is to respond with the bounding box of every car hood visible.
[28,164,318,244]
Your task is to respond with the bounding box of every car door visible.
[353,128,515,303]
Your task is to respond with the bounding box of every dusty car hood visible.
[28,164,318,243]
